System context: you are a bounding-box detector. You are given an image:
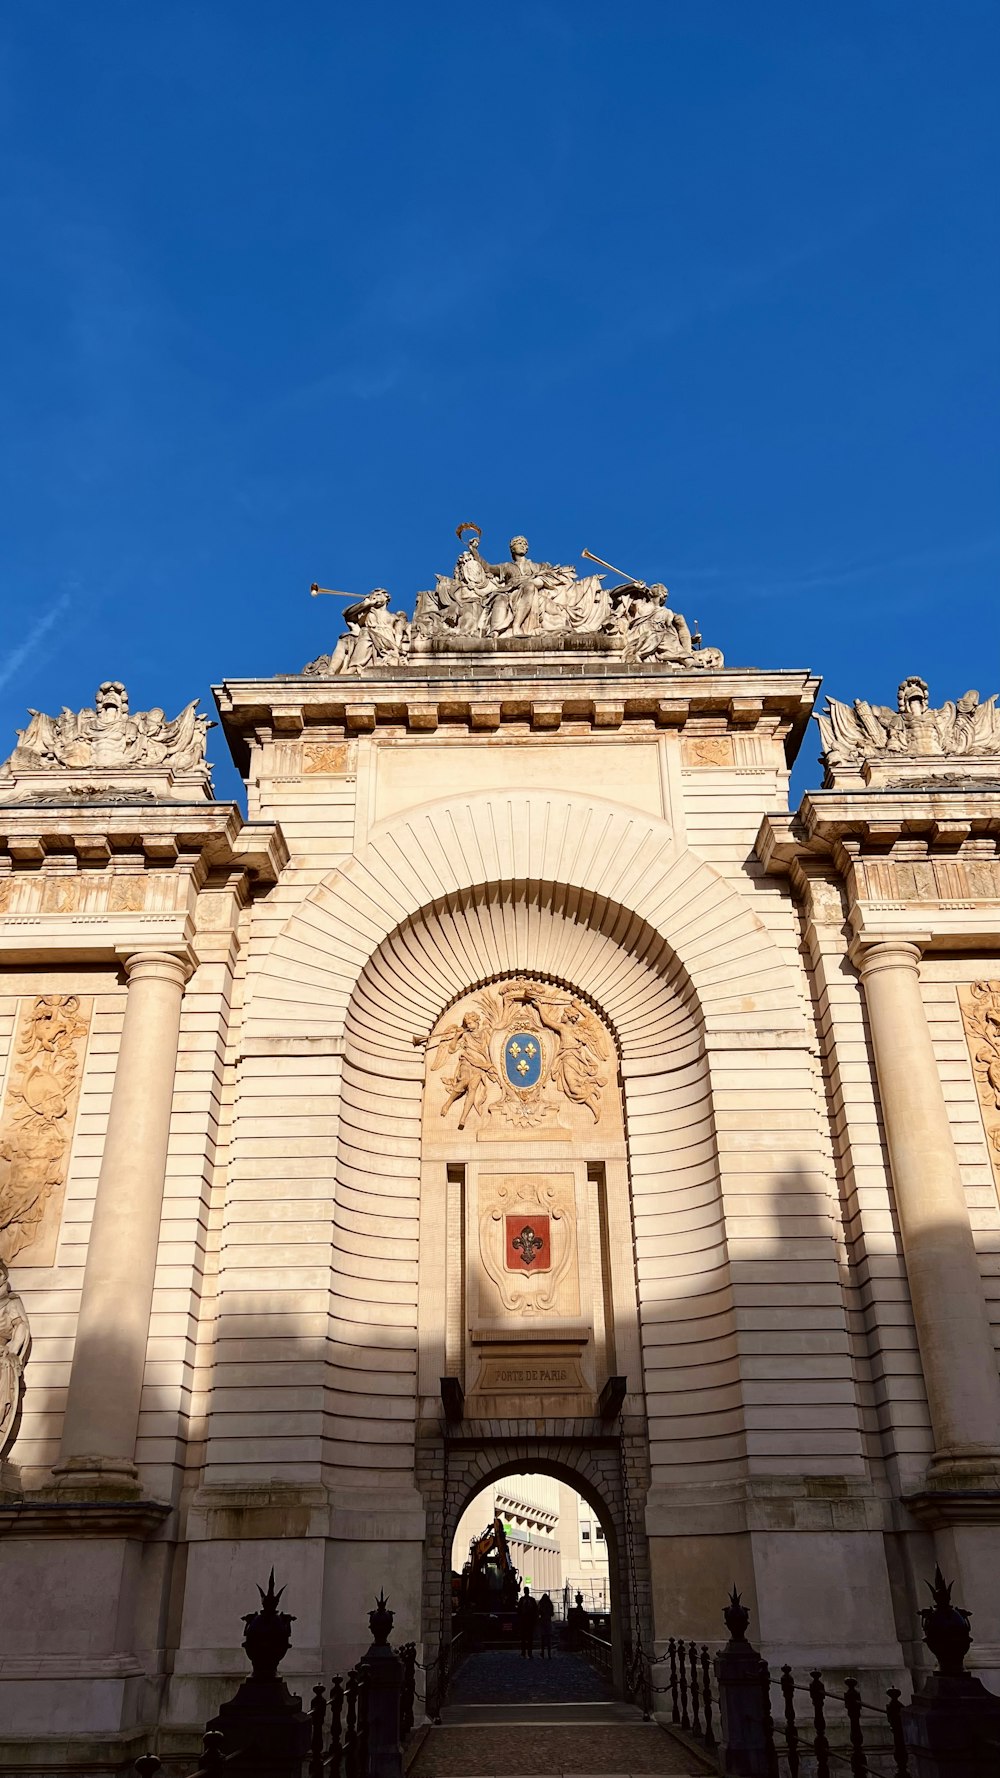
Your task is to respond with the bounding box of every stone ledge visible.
[645,1474,894,1536]
[0,1653,146,1678]
[184,1480,427,1542]
[0,1496,172,1537]
[901,1488,1000,1527]
[0,1730,151,1771]
[434,1419,628,1448]
[240,1032,345,1057]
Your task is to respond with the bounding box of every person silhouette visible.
[515,1586,540,1659]
[538,1591,555,1659]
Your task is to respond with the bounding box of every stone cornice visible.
[758,787,1000,872]
[901,1488,1000,1528]
[0,801,286,878]
[757,790,1000,952]
[214,667,820,772]
[787,785,1000,851]
[0,806,287,962]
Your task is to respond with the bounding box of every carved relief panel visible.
[420,975,628,1417]
[424,977,610,1139]
[959,981,1000,1198]
[0,995,91,1266]
[478,1172,579,1317]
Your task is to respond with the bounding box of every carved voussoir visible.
[0,1259,30,1456]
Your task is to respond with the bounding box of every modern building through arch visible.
[0,527,999,1767]
[452,1472,612,1611]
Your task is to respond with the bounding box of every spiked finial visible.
[723,1585,750,1645]
[926,1566,953,1609]
[241,1572,295,1680]
[920,1567,972,1677]
[257,1568,286,1612]
[369,1589,394,1646]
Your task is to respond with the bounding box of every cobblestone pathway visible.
[408,1722,703,1776]
[448,1649,614,1705]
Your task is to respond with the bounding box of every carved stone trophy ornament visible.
[816,675,1000,786]
[0,681,214,800]
[305,523,723,672]
[0,1259,31,1457]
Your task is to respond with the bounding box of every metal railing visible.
[307,1662,371,1778]
[645,1637,912,1777]
[578,1628,613,1680]
[136,1739,245,1778]
[775,1666,909,1778]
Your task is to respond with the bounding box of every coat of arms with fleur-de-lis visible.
[507,1217,549,1273]
[429,976,608,1134]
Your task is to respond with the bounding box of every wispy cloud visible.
[0,592,73,693]
[671,535,1000,604]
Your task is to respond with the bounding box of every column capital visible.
[118,948,194,988]
[848,934,931,978]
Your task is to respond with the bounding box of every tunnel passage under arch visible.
[416,1432,652,1699]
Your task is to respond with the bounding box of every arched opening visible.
[445,1460,628,1705]
[417,1433,649,1707]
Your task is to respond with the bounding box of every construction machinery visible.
[455,1512,521,1619]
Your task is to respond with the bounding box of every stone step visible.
[408,1719,712,1777]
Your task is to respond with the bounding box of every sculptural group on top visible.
[305,525,724,676]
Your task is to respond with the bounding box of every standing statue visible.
[0,1260,30,1456]
[446,546,500,637]
[413,526,503,638]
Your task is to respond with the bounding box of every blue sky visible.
[0,2,996,803]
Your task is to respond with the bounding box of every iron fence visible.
[134,1564,999,1778]
[578,1628,614,1682]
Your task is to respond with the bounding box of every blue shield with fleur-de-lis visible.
[504,1031,542,1089]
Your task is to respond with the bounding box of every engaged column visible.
[855,937,1000,1486]
[54,950,191,1495]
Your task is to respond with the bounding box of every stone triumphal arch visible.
[1,525,999,1764]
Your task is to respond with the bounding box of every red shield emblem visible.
[505,1213,551,1273]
